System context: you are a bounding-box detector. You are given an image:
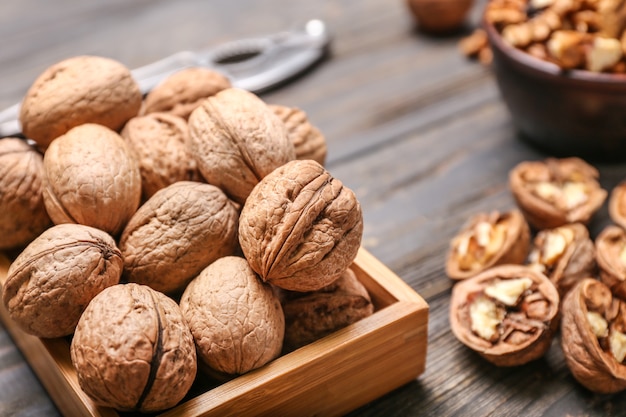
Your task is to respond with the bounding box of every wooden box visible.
[0,247,428,417]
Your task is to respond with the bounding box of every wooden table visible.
[3,0,626,416]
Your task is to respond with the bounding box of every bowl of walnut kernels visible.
[479,0,626,160]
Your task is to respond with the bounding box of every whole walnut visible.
[2,224,122,338]
[20,55,141,148]
[270,104,327,166]
[239,159,363,292]
[0,138,51,250]
[280,267,374,352]
[142,67,231,120]
[188,88,295,204]
[119,181,239,294]
[71,283,197,412]
[180,256,285,376]
[43,123,141,236]
[121,112,202,200]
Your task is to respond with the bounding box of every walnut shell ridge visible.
[239,159,363,292]
[71,283,197,412]
[2,224,122,338]
[270,104,327,166]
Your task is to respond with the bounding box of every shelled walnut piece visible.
[561,278,626,393]
[596,225,626,300]
[446,210,530,280]
[609,181,626,230]
[450,264,560,366]
[509,157,607,230]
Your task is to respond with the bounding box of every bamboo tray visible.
[0,247,428,417]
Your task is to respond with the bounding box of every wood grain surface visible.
[3,0,626,416]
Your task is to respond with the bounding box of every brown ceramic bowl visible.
[406,0,474,34]
[485,20,626,161]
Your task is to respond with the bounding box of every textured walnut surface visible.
[609,182,626,230]
[239,159,363,292]
[71,283,197,412]
[270,104,327,166]
[596,225,626,300]
[2,224,122,338]
[180,256,284,376]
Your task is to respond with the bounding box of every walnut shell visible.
[70,283,197,412]
[188,88,295,204]
[446,210,530,280]
[509,157,607,230]
[239,159,363,292]
[42,123,141,236]
[180,256,284,376]
[270,104,327,166]
[142,67,231,120]
[609,181,626,230]
[280,267,374,352]
[596,225,626,300]
[449,264,560,366]
[121,112,201,200]
[528,222,596,297]
[119,181,239,294]
[20,55,141,148]
[0,138,51,250]
[1,224,122,338]
[561,278,626,394]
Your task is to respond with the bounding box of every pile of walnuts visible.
[447,156,626,393]
[460,0,626,73]
[0,55,374,413]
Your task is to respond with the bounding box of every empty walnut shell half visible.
[280,267,374,352]
[509,157,607,230]
[180,256,284,376]
[2,224,122,338]
[270,104,327,166]
[239,159,363,292]
[188,87,295,204]
[528,222,596,297]
[596,225,626,300]
[119,181,239,294]
[446,210,530,280]
[609,181,626,231]
[449,264,560,367]
[71,283,197,412]
[561,278,626,394]
[0,138,51,250]
[42,123,141,236]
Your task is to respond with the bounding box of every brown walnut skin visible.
[0,138,51,250]
[561,279,626,394]
[239,159,363,292]
[71,283,197,413]
[509,157,607,230]
[188,87,296,205]
[142,67,231,120]
[42,123,141,236]
[20,55,141,149]
[609,181,626,230]
[119,181,239,294]
[121,112,202,200]
[280,267,374,352]
[446,210,530,280]
[2,224,122,338]
[596,225,626,300]
[449,264,560,367]
[180,256,285,376]
[270,104,327,166]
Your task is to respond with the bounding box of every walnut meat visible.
[119,181,239,294]
[142,67,231,120]
[1,224,122,338]
[239,159,363,292]
[446,210,530,280]
[280,267,374,352]
[121,112,201,200]
[20,55,141,148]
[270,104,327,166]
[449,265,560,366]
[509,157,607,230]
[0,138,51,250]
[42,123,141,236]
[596,225,626,300]
[180,256,284,376]
[188,88,295,204]
[609,181,626,230]
[561,278,626,393]
[70,283,197,412]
